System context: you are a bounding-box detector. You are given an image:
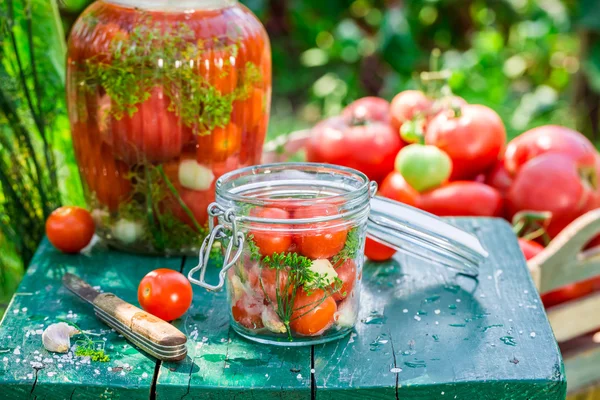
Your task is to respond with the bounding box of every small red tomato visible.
[249,207,292,257]
[518,238,544,261]
[231,292,264,330]
[342,97,390,123]
[378,171,420,206]
[137,269,193,321]
[290,288,337,336]
[390,90,432,133]
[364,238,396,262]
[417,181,503,217]
[504,125,597,175]
[426,104,506,180]
[294,205,348,259]
[333,259,357,301]
[46,206,95,253]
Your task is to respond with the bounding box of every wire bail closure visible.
[188,203,244,291]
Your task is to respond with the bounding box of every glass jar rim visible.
[103,0,237,11]
[215,162,373,225]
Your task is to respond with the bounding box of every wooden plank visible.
[155,257,312,400]
[565,346,600,395]
[547,292,600,342]
[313,218,566,399]
[0,238,182,400]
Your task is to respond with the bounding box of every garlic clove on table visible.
[42,322,80,353]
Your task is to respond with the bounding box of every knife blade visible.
[63,273,101,304]
[62,273,188,361]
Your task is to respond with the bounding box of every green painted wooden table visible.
[0,218,566,399]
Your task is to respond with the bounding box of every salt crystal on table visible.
[13,348,20,355]
[434,310,441,315]
[142,372,148,378]
[296,374,302,380]
[47,372,56,377]
[414,315,421,321]
[402,309,408,313]
[2,357,8,362]
[21,307,28,312]
[530,332,536,338]
[94,369,100,375]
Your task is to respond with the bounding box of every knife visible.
[62,273,188,361]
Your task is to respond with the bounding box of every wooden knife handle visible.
[93,293,187,347]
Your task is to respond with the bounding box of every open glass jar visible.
[66,0,271,254]
[189,163,488,346]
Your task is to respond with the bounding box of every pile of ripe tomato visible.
[307,90,600,309]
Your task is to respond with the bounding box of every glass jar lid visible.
[368,196,488,276]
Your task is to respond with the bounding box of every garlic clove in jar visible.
[42,323,79,353]
[262,307,286,334]
[178,159,214,191]
[334,298,358,329]
[111,219,144,244]
[306,259,338,288]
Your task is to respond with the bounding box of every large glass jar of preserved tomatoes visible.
[66,0,271,254]
[189,163,488,346]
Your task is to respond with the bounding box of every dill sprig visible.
[332,228,360,266]
[80,16,262,133]
[246,235,262,261]
[58,320,110,362]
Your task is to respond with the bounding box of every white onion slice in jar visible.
[307,259,338,287]
[262,306,286,334]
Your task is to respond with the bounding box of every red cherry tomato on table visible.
[342,97,390,123]
[506,153,594,238]
[390,90,432,133]
[417,181,503,217]
[364,238,396,262]
[504,125,597,175]
[46,206,95,253]
[249,207,292,257]
[378,171,419,206]
[426,104,506,180]
[518,238,544,261]
[290,288,337,336]
[332,259,357,301]
[294,205,348,259]
[137,269,193,321]
[306,116,403,183]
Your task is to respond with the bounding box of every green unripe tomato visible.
[394,144,452,192]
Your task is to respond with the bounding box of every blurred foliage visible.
[0,0,83,316]
[240,0,586,141]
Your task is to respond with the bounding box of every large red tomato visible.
[306,116,403,183]
[108,86,192,164]
[485,160,513,197]
[390,90,432,133]
[342,97,390,123]
[417,181,503,217]
[426,104,506,180]
[518,239,544,261]
[507,153,594,237]
[541,277,600,309]
[504,125,597,175]
[378,171,419,206]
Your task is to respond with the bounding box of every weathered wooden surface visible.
[0,218,566,399]
[0,238,181,400]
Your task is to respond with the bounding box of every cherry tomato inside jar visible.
[332,259,357,301]
[293,205,348,259]
[290,288,337,336]
[249,207,292,257]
